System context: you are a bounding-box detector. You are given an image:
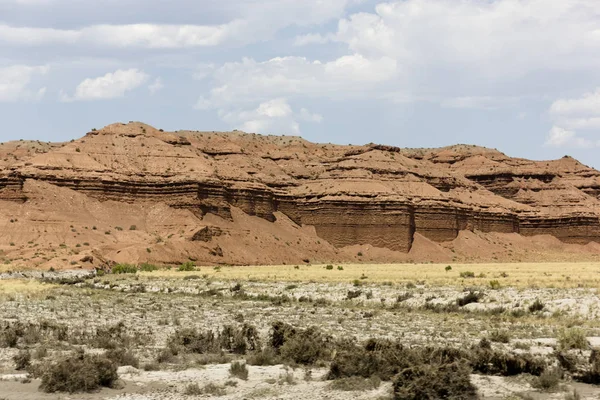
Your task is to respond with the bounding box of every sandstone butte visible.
[1,121,600,270]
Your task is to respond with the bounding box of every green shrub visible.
[111,264,137,274]
[325,264,334,270]
[105,348,139,368]
[533,368,561,391]
[327,376,381,392]
[138,263,158,272]
[219,324,259,354]
[489,330,511,344]
[229,361,248,380]
[38,353,118,393]
[247,347,280,366]
[456,291,483,306]
[469,348,545,376]
[558,328,588,350]
[178,261,196,271]
[459,271,475,278]
[166,328,218,355]
[271,321,332,365]
[528,299,545,313]
[13,350,31,370]
[445,265,452,272]
[392,362,477,400]
[489,280,501,290]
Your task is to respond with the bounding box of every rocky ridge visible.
[1,122,599,269]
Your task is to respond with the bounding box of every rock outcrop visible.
[1,122,600,268]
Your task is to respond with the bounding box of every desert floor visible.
[2,262,600,399]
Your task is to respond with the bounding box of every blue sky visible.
[2,0,600,167]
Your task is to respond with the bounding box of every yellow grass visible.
[141,262,600,288]
[0,279,55,296]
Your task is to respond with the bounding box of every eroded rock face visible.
[191,226,223,242]
[2,122,600,262]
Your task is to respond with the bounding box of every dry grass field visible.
[1,263,600,399]
[144,262,600,289]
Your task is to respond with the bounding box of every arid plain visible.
[3,123,600,399]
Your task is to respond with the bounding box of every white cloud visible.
[194,54,395,131]
[61,69,149,101]
[200,55,397,109]
[545,126,595,148]
[441,96,518,110]
[550,89,600,117]
[294,33,332,46]
[148,78,164,94]
[299,108,323,123]
[217,98,321,135]
[332,0,600,75]
[0,22,246,48]
[256,98,292,118]
[0,65,48,102]
[547,88,600,147]
[0,0,361,49]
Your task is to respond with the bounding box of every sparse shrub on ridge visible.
[178,261,196,272]
[456,291,483,307]
[138,262,158,272]
[558,327,588,350]
[392,361,478,400]
[528,298,545,313]
[37,352,118,393]
[229,361,248,380]
[111,264,137,274]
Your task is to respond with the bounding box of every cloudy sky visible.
[2,0,600,167]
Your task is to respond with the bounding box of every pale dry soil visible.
[1,262,600,399]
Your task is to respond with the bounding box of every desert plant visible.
[138,263,158,272]
[38,352,118,393]
[111,264,137,274]
[270,321,331,365]
[460,271,475,278]
[489,330,511,344]
[229,361,249,380]
[13,350,31,370]
[392,362,478,400]
[558,328,588,350]
[178,261,196,272]
[456,291,483,306]
[247,347,280,366]
[533,368,561,391]
[489,280,501,290]
[528,299,545,313]
[166,327,218,355]
[327,375,381,391]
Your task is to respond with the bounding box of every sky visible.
[2,0,600,167]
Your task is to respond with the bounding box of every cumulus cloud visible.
[194,54,394,134]
[545,126,595,148]
[0,22,247,48]
[0,0,361,49]
[61,69,149,101]
[199,55,397,109]
[216,98,322,135]
[148,78,164,94]
[333,0,600,74]
[547,88,600,148]
[0,64,48,102]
